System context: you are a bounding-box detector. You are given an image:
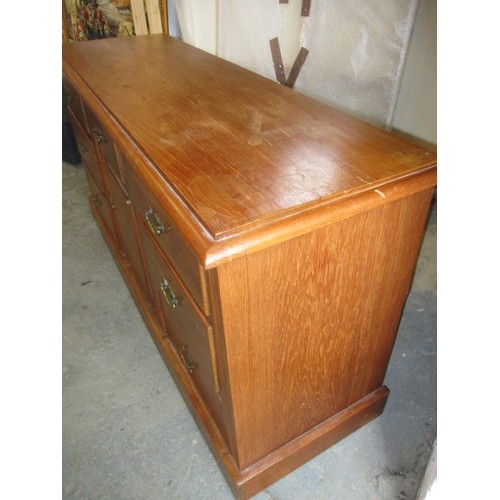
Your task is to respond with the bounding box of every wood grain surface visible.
[62,35,436,241]
[215,188,434,469]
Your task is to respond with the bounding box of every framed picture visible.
[63,0,136,41]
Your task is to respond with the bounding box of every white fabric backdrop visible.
[174,0,196,46]
[216,0,420,128]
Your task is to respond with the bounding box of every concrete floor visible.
[62,161,437,500]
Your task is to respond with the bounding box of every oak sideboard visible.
[63,35,437,499]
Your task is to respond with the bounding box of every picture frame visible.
[62,0,168,43]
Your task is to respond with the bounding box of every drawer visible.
[125,160,210,316]
[85,107,121,181]
[70,114,103,192]
[138,220,220,406]
[84,166,115,239]
[105,163,151,300]
[63,78,86,129]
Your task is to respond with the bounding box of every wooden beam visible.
[145,0,163,34]
[130,0,148,35]
[159,0,169,35]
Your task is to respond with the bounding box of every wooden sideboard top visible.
[63,35,436,245]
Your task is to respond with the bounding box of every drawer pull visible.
[77,142,88,155]
[145,207,168,235]
[65,93,73,105]
[160,278,181,308]
[178,344,197,373]
[91,126,106,145]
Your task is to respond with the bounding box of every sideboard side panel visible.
[215,188,434,469]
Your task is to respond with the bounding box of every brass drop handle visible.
[160,278,181,308]
[91,126,106,144]
[145,207,168,235]
[178,344,197,373]
[77,142,88,155]
[65,93,73,105]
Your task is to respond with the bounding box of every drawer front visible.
[63,78,86,129]
[85,108,121,181]
[138,220,220,408]
[84,166,114,238]
[71,115,103,192]
[125,161,209,316]
[105,164,151,300]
